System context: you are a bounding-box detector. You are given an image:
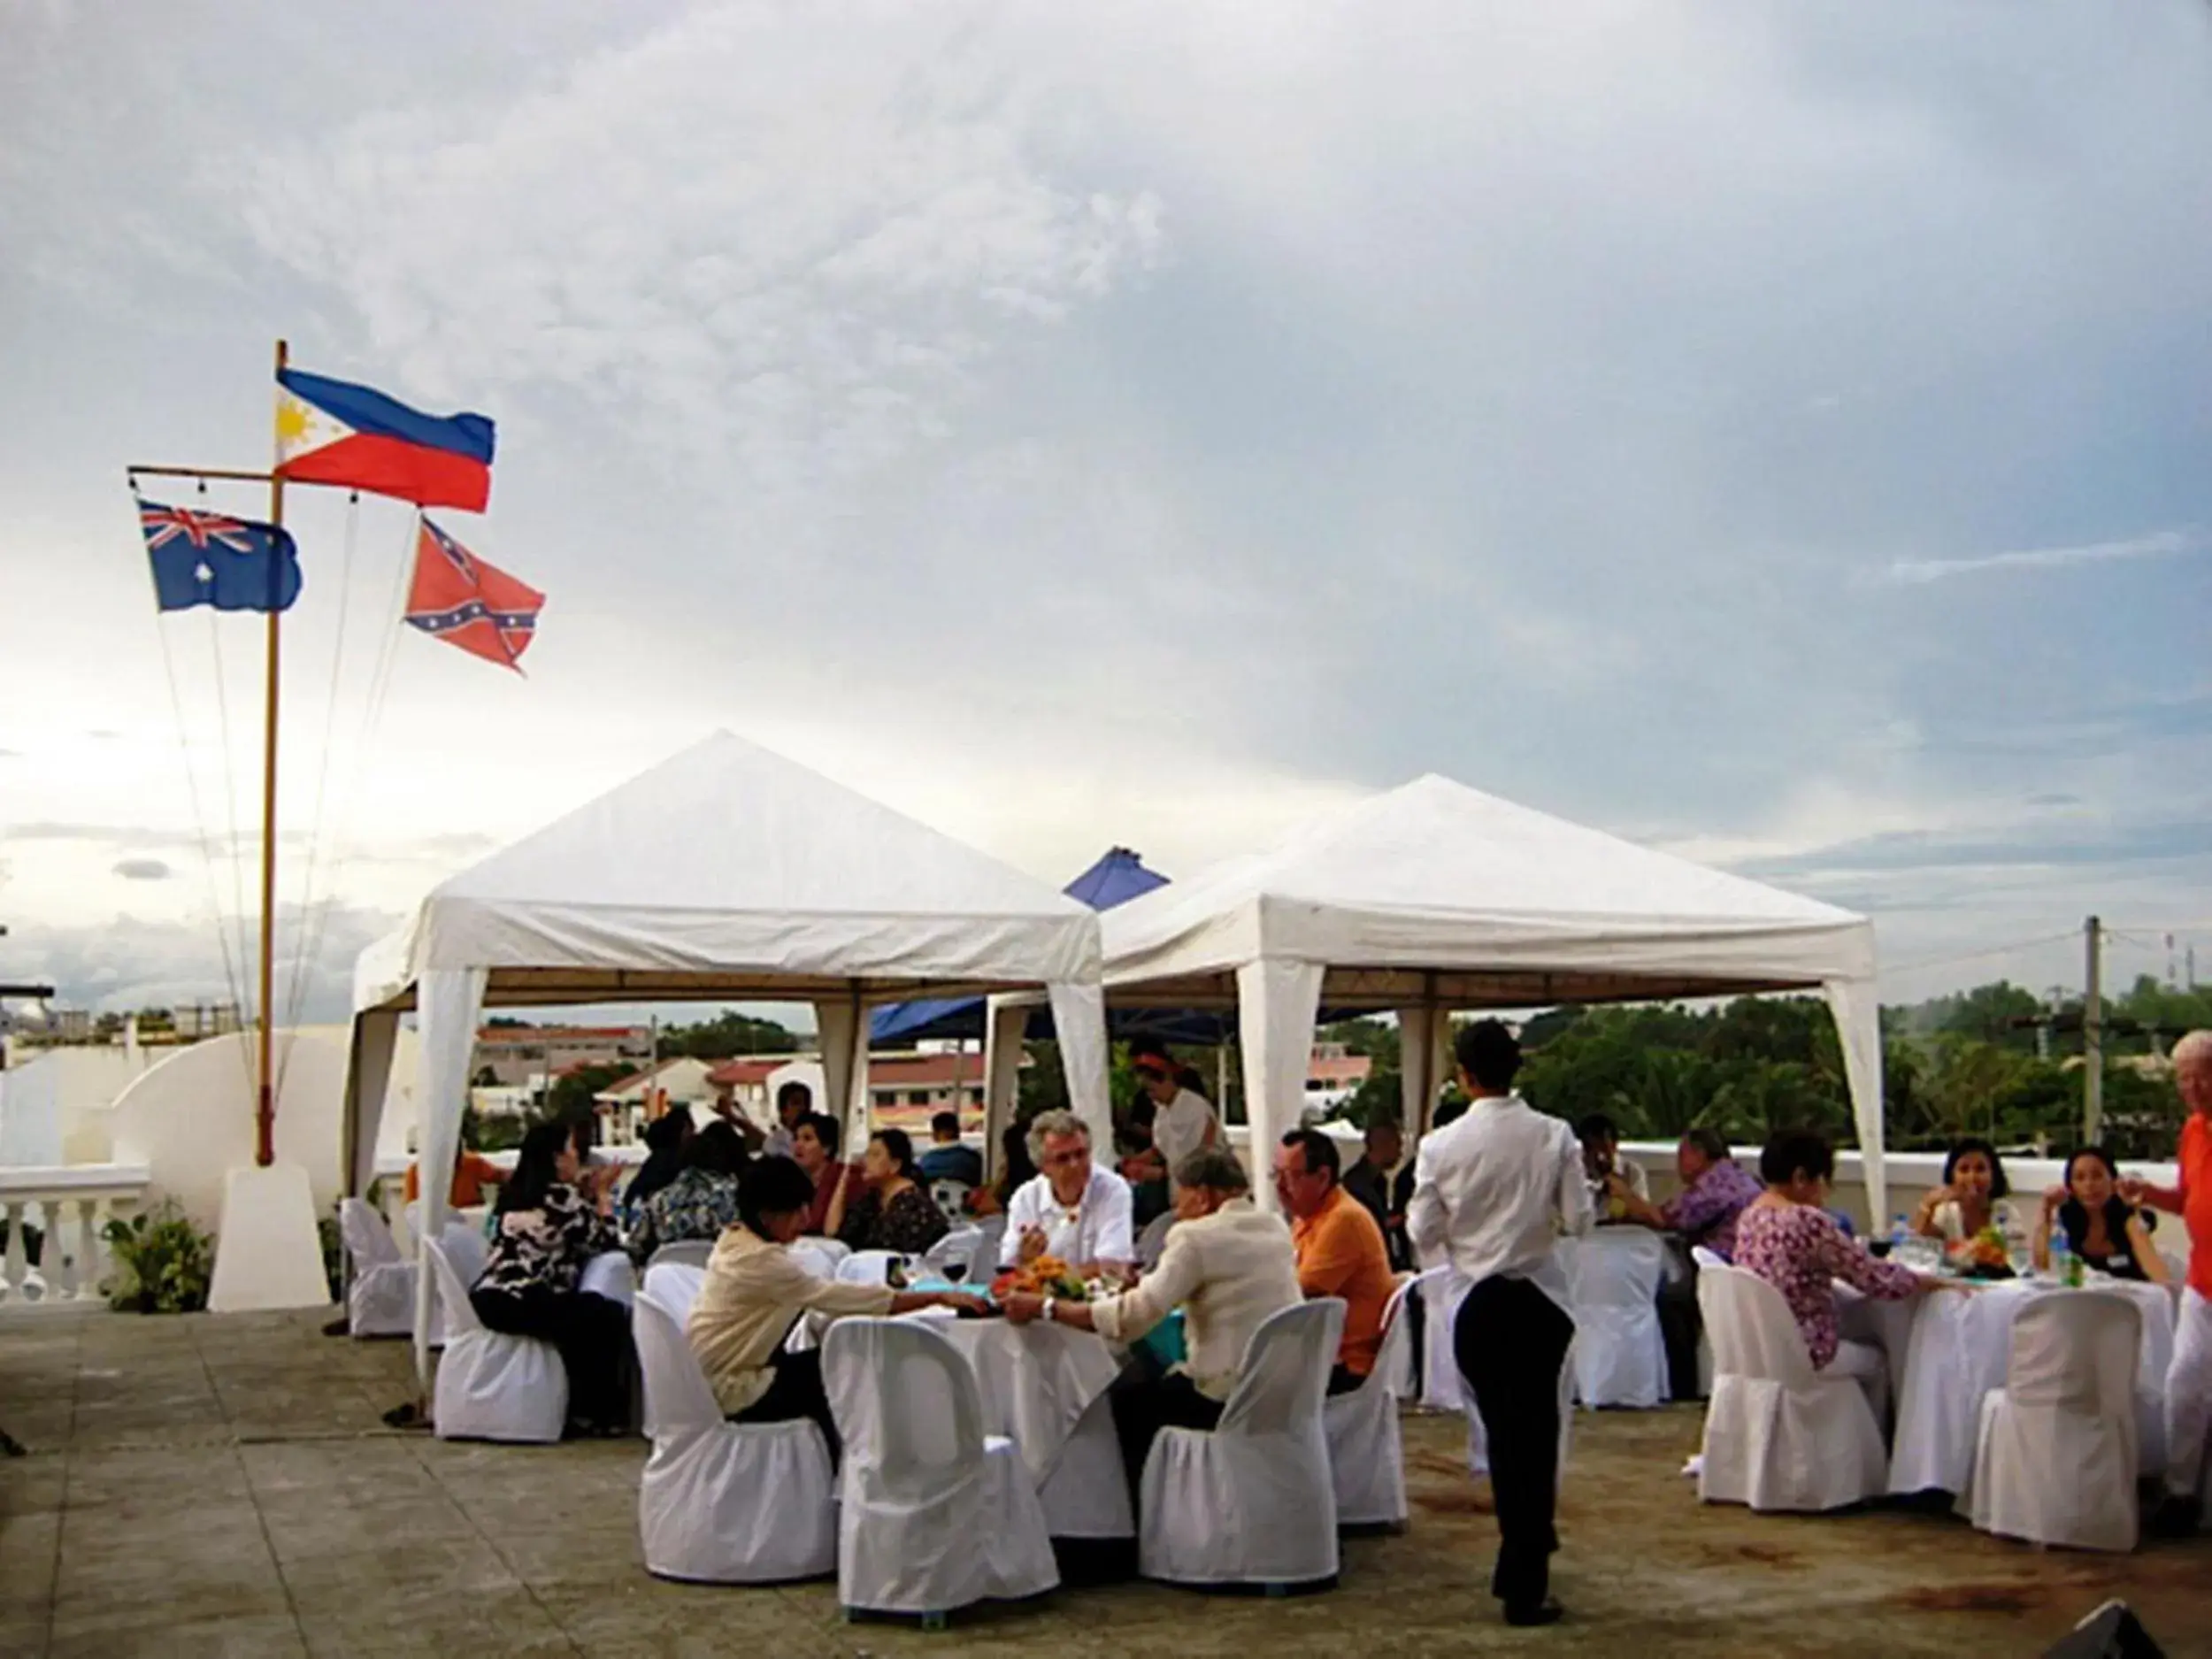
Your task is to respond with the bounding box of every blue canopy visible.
[870,848,1168,1043]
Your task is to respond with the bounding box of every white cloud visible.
[1880,529,2203,587]
[233,3,1164,489]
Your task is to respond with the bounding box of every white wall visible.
[0,1045,161,1166]
[109,1025,419,1233]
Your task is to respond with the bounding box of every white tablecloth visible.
[1887,1277,2177,1495]
[910,1315,1123,1486]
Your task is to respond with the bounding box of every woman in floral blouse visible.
[626,1120,749,1264]
[471,1119,632,1434]
[1732,1127,1942,1384]
[826,1127,950,1256]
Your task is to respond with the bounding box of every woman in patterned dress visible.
[470,1119,633,1434]
[826,1127,950,1256]
[1732,1127,1942,1384]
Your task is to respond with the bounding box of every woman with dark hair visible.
[826,1126,949,1254]
[471,1119,632,1434]
[1913,1136,2024,1249]
[687,1156,987,1459]
[622,1108,694,1224]
[1733,1127,1940,1378]
[2033,1148,2169,1283]
[625,1119,749,1264]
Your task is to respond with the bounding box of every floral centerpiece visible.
[990,1254,1088,1302]
[1948,1224,2015,1280]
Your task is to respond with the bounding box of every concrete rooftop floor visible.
[2,1305,2208,1658]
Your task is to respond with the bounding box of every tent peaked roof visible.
[355,731,1101,1010]
[1102,772,1873,1006]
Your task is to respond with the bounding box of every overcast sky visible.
[4,1,2211,1025]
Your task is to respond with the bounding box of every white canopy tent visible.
[340,732,1110,1379]
[1097,773,1890,1218]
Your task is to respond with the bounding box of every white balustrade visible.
[0,1164,150,1308]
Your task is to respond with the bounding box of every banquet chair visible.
[836,1249,901,1286]
[423,1237,567,1443]
[787,1240,841,1280]
[1134,1212,1176,1271]
[919,1226,983,1281]
[1325,1279,1417,1528]
[424,1222,489,1348]
[1966,1292,2142,1552]
[929,1179,974,1225]
[580,1250,637,1309]
[1563,1230,1670,1408]
[633,1290,836,1583]
[641,1262,706,1328]
[970,1215,1008,1277]
[648,1240,713,1271]
[822,1317,1058,1623]
[1141,1298,1344,1590]
[1696,1265,1886,1512]
[337,1197,415,1338]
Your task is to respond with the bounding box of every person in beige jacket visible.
[1003,1143,1301,1502]
[687,1156,987,1462]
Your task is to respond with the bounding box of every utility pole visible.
[2083,915,2104,1143]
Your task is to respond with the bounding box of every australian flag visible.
[138,499,301,613]
[405,516,544,672]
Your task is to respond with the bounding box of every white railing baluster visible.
[0,1168,151,1314]
[0,1199,23,1303]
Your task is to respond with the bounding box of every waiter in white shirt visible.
[1409,1019,1591,1630]
[1125,1037,1218,1191]
[999,1109,1135,1274]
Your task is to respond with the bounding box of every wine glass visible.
[941,1257,968,1286]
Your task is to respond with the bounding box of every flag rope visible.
[274,491,364,1095]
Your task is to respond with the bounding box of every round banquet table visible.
[1886,1276,2177,1496]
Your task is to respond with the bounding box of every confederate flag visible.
[404,517,544,672]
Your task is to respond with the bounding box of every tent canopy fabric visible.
[355,733,1103,1014]
[869,847,1168,1044]
[340,732,1112,1380]
[1099,772,1888,1216]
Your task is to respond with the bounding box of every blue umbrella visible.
[868,848,1170,1043]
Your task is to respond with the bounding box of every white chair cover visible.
[423,1238,567,1443]
[648,1240,713,1271]
[787,1240,841,1280]
[1135,1212,1175,1271]
[338,1197,415,1338]
[1324,1281,1416,1527]
[837,1249,901,1286]
[1141,1298,1344,1587]
[970,1215,1008,1277]
[580,1250,637,1308]
[1966,1293,2141,1553]
[1696,1265,1886,1512]
[1038,1392,1136,1539]
[1563,1232,1669,1409]
[422,1221,487,1348]
[822,1317,1059,1617]
[919,1227,983,1280]
[634,1291,835,1583]
[641,1262,706,1328]
[929,1178,974,1224]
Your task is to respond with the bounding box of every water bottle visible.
[1888,1213,1910,1264]
[2048,1232,2071,1287]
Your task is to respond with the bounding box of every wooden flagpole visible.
[255,338,288,1165]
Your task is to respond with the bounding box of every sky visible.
[4,1,2212,1026]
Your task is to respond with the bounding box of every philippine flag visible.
[275,367,495,511]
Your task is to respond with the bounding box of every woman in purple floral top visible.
[1732,1127,1928,1374]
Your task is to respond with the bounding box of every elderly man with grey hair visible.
[2128,1028,2212,1534]
[997,1108,1134,1276]
[1005,1145,1302,1504]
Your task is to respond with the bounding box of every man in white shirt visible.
[998,1110,1134,1273]
[1126,1038,1217,1190]
[1004,1144,1301,1503]
[1409,1019,1591,1629]
[1577,1112,1650,1213]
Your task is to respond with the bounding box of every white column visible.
[81,1198,113,1302]
[812,994,869,1156]
[1824,976,1888,1223]
[1236,957,1326,1215]
[1046,979,1113,1155]
[981,996,1031,1180]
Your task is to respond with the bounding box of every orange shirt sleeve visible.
[1296,1206,1365,1300]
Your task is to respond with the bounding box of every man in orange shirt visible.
[403,1137,505,1209]
[2130,1028,2212,1534]
[1274,1126,1397,1394]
